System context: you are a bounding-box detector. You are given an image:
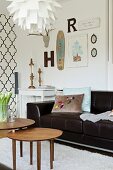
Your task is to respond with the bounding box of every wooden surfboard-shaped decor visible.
[56,30,65,70]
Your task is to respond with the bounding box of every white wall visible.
[108,0,113,90]
[0,0,111,91]
[43,0,109,90]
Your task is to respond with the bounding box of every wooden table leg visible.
[20,141,23,157]
[50,139,54,169]
[12,139,16,170]
[37,141,41,170]
[52,140,54,161]
[30,141,33,165]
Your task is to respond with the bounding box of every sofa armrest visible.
[27,101,54,127]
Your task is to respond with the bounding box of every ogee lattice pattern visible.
[0,14,17,113]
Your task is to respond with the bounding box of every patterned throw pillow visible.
[63,87,91,112]
[52,94,84,113]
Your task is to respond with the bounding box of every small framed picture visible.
[91,34,97,44]
[91,48,97,57]
[66,34,88,68]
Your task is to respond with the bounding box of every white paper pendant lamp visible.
[6,0,61,33]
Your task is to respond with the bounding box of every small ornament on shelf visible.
[38,68,42,86]
[28,58,35,89]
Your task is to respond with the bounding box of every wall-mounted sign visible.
[78,18,100,31]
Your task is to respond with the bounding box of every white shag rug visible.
[0,138,113,170]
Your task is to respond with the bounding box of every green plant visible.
[0,92,12,122]
[0,92,12,105]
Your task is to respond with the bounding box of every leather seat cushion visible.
[40,112,83,133]
[83,120,113,140]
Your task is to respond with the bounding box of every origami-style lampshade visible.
[6,0,61,33]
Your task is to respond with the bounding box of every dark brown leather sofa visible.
[27,91,113,152]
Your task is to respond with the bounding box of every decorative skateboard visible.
[56,30,65,70]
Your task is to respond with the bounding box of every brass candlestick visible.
[38,68,42,86]
[28,58,35,89]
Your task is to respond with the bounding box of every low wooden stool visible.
[8,128,63,170]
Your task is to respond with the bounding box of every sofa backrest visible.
[91,91,113,114]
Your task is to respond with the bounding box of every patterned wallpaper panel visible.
[0,14,17,113]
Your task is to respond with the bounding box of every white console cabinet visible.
[19,88,55,118]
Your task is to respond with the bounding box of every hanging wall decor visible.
[66,34,88,68]
[91,48,97,57]
[78,17,100,31]
[44,51,54,67]
[56,30,65,70]
[91,34,97,44]
[67,18,77,33]
[0,14,17,114]
[28,28,54,48]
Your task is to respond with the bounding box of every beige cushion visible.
[52,94,84,113]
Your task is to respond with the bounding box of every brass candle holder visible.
[38,68,42,86]
[28,58,35,89]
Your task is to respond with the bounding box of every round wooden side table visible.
[0,118,35,170]
[8,128,63,170]
[0,118,35,130]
